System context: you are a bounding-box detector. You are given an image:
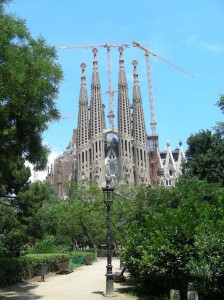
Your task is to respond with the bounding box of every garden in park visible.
[1,0,224,299]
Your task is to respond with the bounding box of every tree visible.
[214,94,224,136]
[0,205,27,257]
[182,94,224,186]
[122,179,224,299]
[182,130,224,186]
[18,181,60,222]
[0,1,63,193]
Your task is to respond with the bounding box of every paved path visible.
[0,258,137,300]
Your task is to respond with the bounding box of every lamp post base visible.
[105,274,115,297]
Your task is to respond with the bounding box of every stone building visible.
[47,48,185,197]
[159,141,185,187]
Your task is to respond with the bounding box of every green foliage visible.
[22,235,73,254]
[68,250,95,268]
[59,182,107,248]
[183,130,224,186]
[0,2,63,192]
[214,94,224,136]
[0,253,69,287]
[18,181,60,221]
[0,250,95,287]
[0,205,28,257]
[122,179,224,299]
[27,236,59,254]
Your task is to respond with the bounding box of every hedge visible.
[69,250,96,268]
[0,253,68,287]
[0,251,96,287]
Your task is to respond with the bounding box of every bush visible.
[122,179,224,299]
[0,249,97,287]
[0,253,69,287]
[69,250,95,268]
[97,248,107,257]
[20,235,73,255]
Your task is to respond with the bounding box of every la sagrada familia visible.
[47,47,185,198]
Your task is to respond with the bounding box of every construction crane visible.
[133,40,193,186]
[60,43,129,130]
[61,115,77,119]
[133,40,193,135]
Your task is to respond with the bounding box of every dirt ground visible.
[0,257,138,300]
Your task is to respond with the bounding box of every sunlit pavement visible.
[0,257,137,300]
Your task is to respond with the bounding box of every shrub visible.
[20,235,73,255]
[68,250,95,268]
[0,253,69,287]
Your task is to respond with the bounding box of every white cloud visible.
[204,43,223,53]
[186,35,224,54]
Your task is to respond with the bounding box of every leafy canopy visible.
[0,1,63,192]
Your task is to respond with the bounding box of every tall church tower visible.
[89,48,105,185]
[117,47,134,184]
[76,63,91,184]
[132,60,150,184]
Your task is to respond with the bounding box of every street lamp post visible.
[102,178,115,297]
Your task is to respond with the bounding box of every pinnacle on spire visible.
[92,47,98,70]
[118,46,124,69]
[118,46,128,86]
[91,48,100,86]
[132,60,139,84]
[79,62,88,104]
[80,62,86,86]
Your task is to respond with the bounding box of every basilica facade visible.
[47,48,185,198]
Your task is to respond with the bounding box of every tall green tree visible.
[214,94,224,136]
[18,181,60,221]
[182,130,224,186]
[182,94,224,186]
[0,0,63,193]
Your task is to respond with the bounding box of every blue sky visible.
[6,0,224,158]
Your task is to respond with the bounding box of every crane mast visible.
[133,41,158,136]
[145,52,157,136]
[60,42,129,130]
[133,40,193,186]
[133,42,158,186]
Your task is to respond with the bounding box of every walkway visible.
[0,258,137,300]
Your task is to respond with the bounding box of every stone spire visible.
[89,48,105,185]
[176,140,185,175]
[77,63,89,148]
[91,48,100,87]
[117,47,134,184]
[132,60,150,184]
[76,63,91,185]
